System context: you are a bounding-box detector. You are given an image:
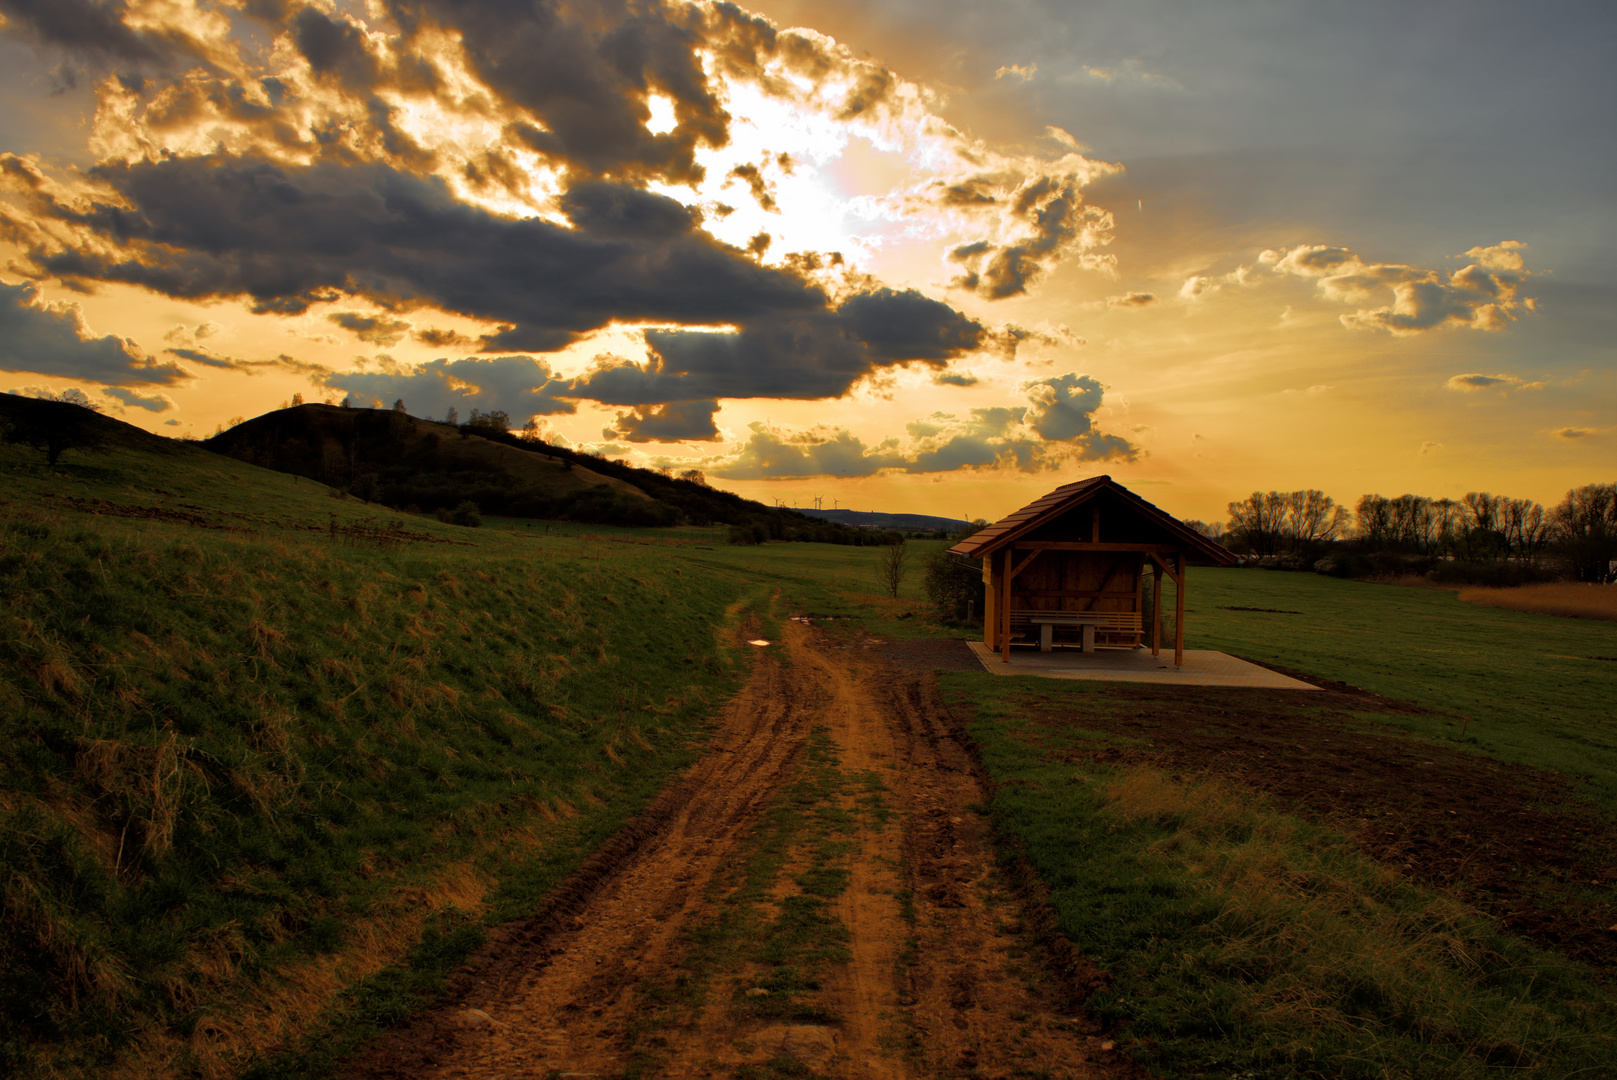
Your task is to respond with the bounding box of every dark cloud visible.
[1024,372,1104,441]
[0,0,163,64]
[727,162,776,211]
[324,355,577,420]
[572,288,984,404]
[30,158,849,362]
[165,347,238,370]
[101,385,173,412]
[605,399,722,443]
[414,327,473,348]
[946,174,1113,299]
[292,8,384,90]
[0,280,186,385]
[389,0,729,186]
[932,370,978,386]
[164,345,327,377]
[330,311,413,346]
[1106,291,1156,307]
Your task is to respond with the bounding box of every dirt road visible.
[345,620,1128,1079]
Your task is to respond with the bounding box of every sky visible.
[0,0,1611,524]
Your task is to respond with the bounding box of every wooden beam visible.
[1001,546,1042,663]
[1174,550,1186,668]
[1146,551,1182,587]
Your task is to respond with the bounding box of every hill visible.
[794,507,974,533]
[0,392,179,463]
[204,405,878,540]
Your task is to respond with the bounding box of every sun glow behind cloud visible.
[0,0,1605,519]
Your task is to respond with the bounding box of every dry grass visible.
[1458,581,1617,621]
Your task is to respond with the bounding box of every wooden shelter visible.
[947,475,1236,667]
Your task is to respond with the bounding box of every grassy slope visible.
[0,440,762,1079]
[205,404,651,502]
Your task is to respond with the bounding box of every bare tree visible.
[877,538,910,599]
[1552,482,1617,582]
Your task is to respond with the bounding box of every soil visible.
[343,622,1138,1080]
[1006,679,1617,973]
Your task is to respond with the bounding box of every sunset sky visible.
[1,0,1611,523]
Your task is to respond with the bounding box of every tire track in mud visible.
[345,622,1135,1079]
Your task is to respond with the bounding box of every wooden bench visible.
[1008,610,1143,652]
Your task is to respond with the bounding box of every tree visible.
[291,392,304,406]
[520,418,542,442]
[923,548,982,620]
[678,468,708,486]
[876,537,909,598]
[1226,491,1289,556]
[1552,483,1617,583]
[465,408,510,436]
[444,406,458,426]
[2,391,105,465]
[392,399,407,413]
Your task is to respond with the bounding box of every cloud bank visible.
[710,372,1137,479]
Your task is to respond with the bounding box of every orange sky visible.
[1,0,1610,524]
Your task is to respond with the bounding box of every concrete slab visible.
[965,641,1318,690]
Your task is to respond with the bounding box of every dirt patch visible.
[1008,683,1617,973]
[341,623,1138,1079]
[877,636,984,674]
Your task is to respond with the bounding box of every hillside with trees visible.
[203,403,879,541]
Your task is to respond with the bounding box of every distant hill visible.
[204,405,879,539]
[0,393,180,463]
[795,507,974,533]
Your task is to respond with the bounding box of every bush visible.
[923,549,983,621]
[438,500,482,527]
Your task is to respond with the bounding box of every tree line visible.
[1198,484,1616,583]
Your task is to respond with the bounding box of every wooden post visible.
[1151,564,1161,657]
[982,558,998,650]
[1174,551,1186,668]
[1001,546,1014,663]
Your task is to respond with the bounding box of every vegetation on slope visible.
[204,404,884,541]
[0,435,762,1079]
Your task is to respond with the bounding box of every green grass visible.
[0,442,763,1079]
[944,673,1617,1080]
[1184,569,1617,801]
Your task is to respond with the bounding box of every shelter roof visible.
[947,474,1235,565]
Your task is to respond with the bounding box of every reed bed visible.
[1458,581,1617,621]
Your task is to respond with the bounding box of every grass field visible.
[1180,568,1617,803]
[6,441,1615,1080]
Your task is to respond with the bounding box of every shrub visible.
[923,549,982,620]
[438,500,482,527]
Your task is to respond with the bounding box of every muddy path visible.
[344,621,1132,1079]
